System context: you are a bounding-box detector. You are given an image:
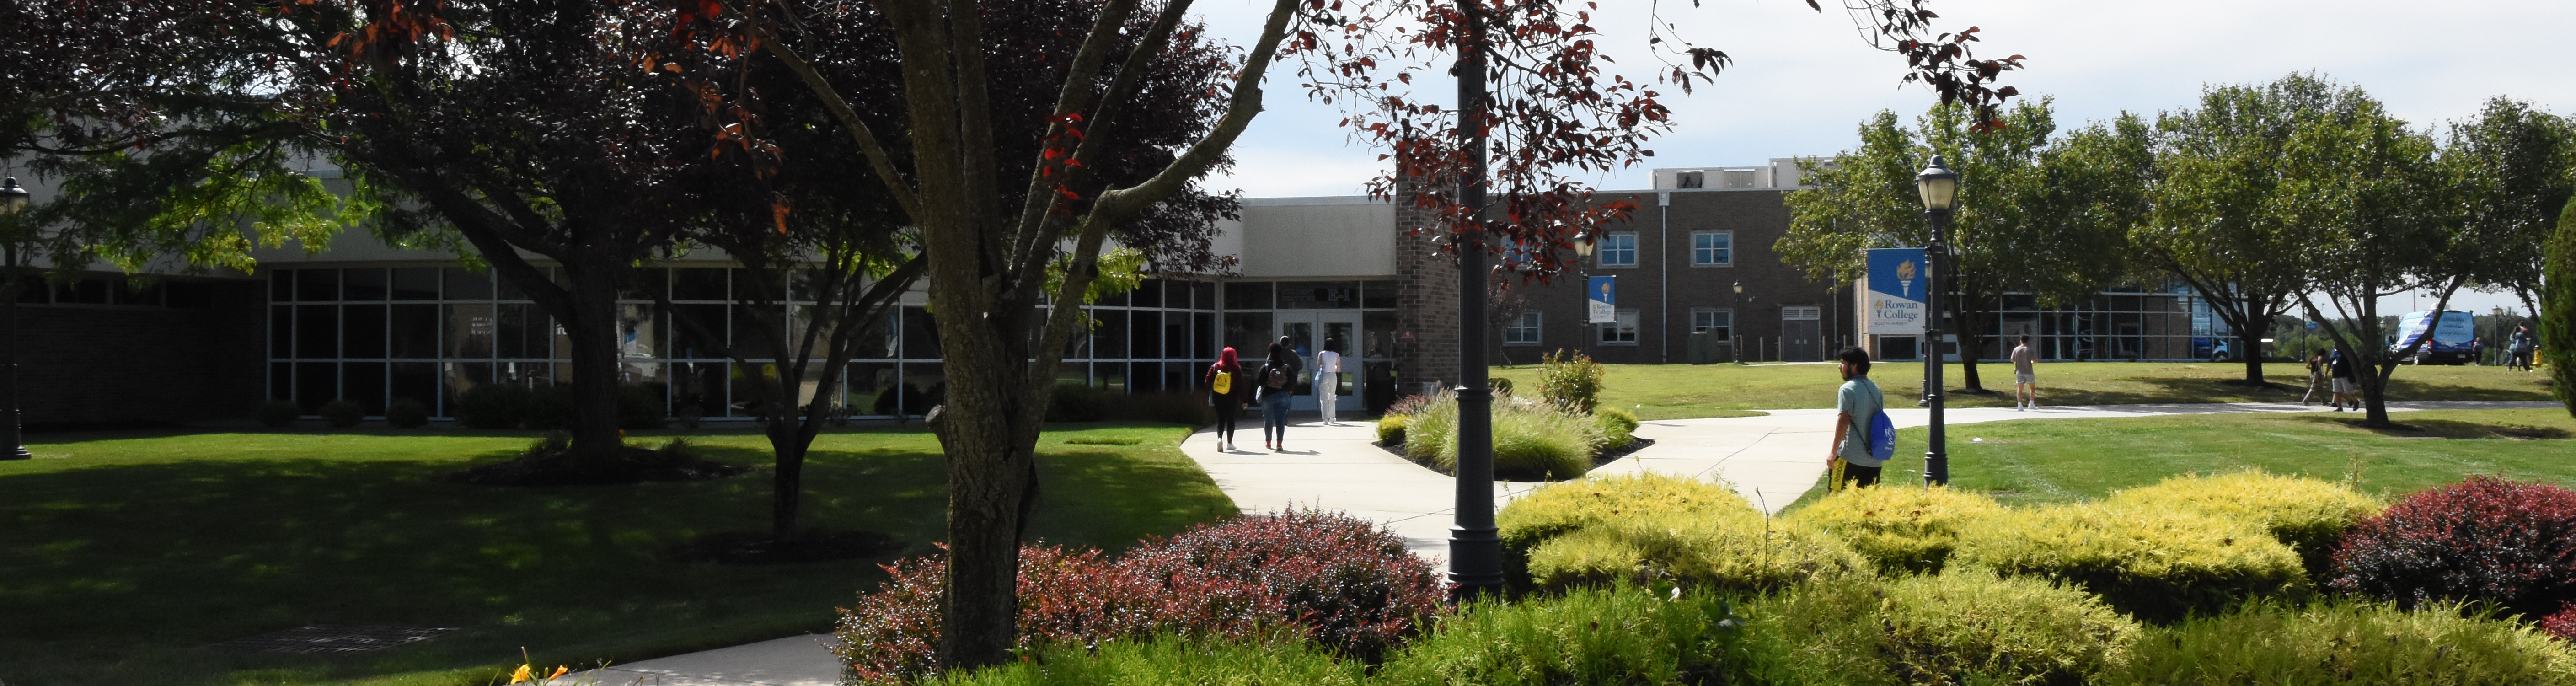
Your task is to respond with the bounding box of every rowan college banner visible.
[1867,248,1927,335]
[1587,276,1617,324]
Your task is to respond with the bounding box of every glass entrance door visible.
[1275,310,1362,413]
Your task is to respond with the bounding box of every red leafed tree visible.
[679,0,2018,671]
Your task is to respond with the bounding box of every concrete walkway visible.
[576,398,2555,683]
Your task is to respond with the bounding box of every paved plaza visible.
[584,399,2557,684]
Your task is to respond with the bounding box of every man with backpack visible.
[1828,346,1889,488]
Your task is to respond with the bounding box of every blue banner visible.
[1587,275,1616,323]
[1866,247,1927,335]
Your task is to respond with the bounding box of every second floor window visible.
[1600,232,1638,267]
[1692,231,1731,266]
[1503,311,1542,345]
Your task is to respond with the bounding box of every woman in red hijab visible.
[1203,347,1246,451]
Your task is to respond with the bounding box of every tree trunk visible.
[931,321,1045,669]
[767,421,810,544]
[1955,300,1989,391]
[2361,367,2394,427]
[561,263,627,461]
[2240,330,2267,384]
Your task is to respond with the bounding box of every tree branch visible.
[715,0,926,221]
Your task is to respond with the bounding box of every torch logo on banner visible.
[1587,276,1616,324]
[1895,259,1917,298]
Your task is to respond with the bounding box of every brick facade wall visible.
[1392,192,1461,392]
[12,279,267,427]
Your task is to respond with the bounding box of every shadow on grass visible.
[0,428,1228,686]
[2284,413,2575,440]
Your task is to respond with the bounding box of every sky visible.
[1182,0,2576,316]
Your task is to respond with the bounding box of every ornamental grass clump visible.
[1950,501,2306,623]
[1400,391,1601,480]
[2103,600,2576,686]
[1788,484,2005,573]
[1727,571,2142,686]
[1373,582,1737,686]
[2329,476,2576,621]
[2106,470,2382,578]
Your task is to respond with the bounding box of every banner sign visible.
[1587,276,1617,324]
[1866,248,1928,335]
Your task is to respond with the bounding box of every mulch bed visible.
[443,445,750,487]
[1376,437,1656,482]
[664,529,900,565]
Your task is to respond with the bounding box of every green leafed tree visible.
[2443,97,2576,318]
[1783,100,2132,391]
[2546,196,2576,416]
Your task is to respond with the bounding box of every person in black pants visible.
[1203,347,1247,451]
[1257,337,1301,451]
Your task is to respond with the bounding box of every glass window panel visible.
[1131,279,1164,307]
[495,304,539,359]
[1193,312,1215,359]
[1360,280,1398,309]
[295,362,338,412]
[390,304,439,358]
[443,303,495,358]
[60,279,107,304]
[113,279,161,306]
[495,271,530,301]
[298,270,338,302]
[1164,312,1190,361]
[731,268,782,303]
[670,304,728,359]
[1097,362,1127,392]
[271,269,295,302]
[1277,281,1360,309]
[1362,311,1397,358]
[270,362,293,402]
[1131,310,1162,359]
[341,268,387,300]
[16,276,47,304]
[843,308,897,359]
[1094,287,1127,307]
[343,304,386,359]
[896,362,945,416]
[441,362,493,415]
[1091,310,1128,359]
[732,305,783,360]
[618,303,661,359]
[296,304,339,358]
[391,267,440,300]
[391,362,439,416]
[1223,281,1272,310]
[441,268,492,300]
[1600,233,1639,267]
[271,305,294,358]
[669,361,725,418]
[343,362,387,415]
[668,268,725,301]
[846,362,897,417]
[1192,282,1216,311]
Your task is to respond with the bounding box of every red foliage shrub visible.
[2329,476,2576,619]
[830,510,1446,682]
[2545,603,2576,643]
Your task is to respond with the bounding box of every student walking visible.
[1203,347,1248,451]
[2328,348,2358,411]
[1257,337,1301,451]
[1828,347,1886,488]
[2009,334,2038,410]
[1315,338,1343,425]
[2302,350,2328,405]
[2512,325,2536,371]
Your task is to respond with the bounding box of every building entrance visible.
[1275,310,1362,413]
[1782,305,1823,362]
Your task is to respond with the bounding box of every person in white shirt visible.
[1315,339,1343,425]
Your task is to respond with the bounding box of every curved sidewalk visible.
[1182,400,2559,568]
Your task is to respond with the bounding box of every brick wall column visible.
[1393,186,1458,396]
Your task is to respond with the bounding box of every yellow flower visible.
[510,664,534,684]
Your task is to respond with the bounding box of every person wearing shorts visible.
[2302,350,2327,405]
[2329,348,2358,411]
[2009,334,2037,410]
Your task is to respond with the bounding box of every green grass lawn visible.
[1489,361,2553,420]
[0,424,1232,686]
[1783,408,2576,511]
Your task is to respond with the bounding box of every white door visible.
[1275,310,1362,413]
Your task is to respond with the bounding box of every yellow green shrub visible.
[2104,470,2382,577]
[1497,472,1754,552]
[2102,600,2576,686]
[1727,572,2142,686]
[1376,413,1408,445]
[1524,509,1867,593]
[1788,485,2005,573]
[1951,501,2307,623]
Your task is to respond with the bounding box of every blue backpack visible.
[1868,409,1896,463]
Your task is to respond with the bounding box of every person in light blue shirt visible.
[1829,346,1886,488]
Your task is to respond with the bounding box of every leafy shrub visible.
[1788,485,2004,573]
[1374,583,1737,686]
[454,383,530,429]
[874,382,942,417]
[1951,501,2306,623]
[1728,571,2141,686]
[1046,382,1109,422]
[932,635,1362,686]
[1376,413,1408,445]
[1536,349,1605,413]
[385,398,430,428]
[256,399,300,428]
[1596,406,1640,450]
[1526,509,1866,594]
[2102,600,2576,686]
[1489,376,1514,397]
[1500,473,1859,593]
[2106,470,2381,578]
[1403,392,1602,480]
[2545,603,2576,643]
[318,399,365,428]
[2330,476,2576,620]
[833,510,1444,682]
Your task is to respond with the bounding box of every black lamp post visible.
[2492,307,2506,366]
[0,177,31,460]
[1915,157,1957,486]
[1731,280,1747,360]
[1446,0,1503,599]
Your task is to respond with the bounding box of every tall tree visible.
[2546,197,2576,417]
[682,0,2021,670]
[1783,100,2126,390]
[2284,80,2461,428]
[2444,97,2576,317]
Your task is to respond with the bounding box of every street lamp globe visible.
[1732,280,1744,295]
[0,177,28,215]
[1575,236,1595,257]
[1915,157,1958,214]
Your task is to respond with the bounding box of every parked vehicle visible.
[2393,310,2477,365]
